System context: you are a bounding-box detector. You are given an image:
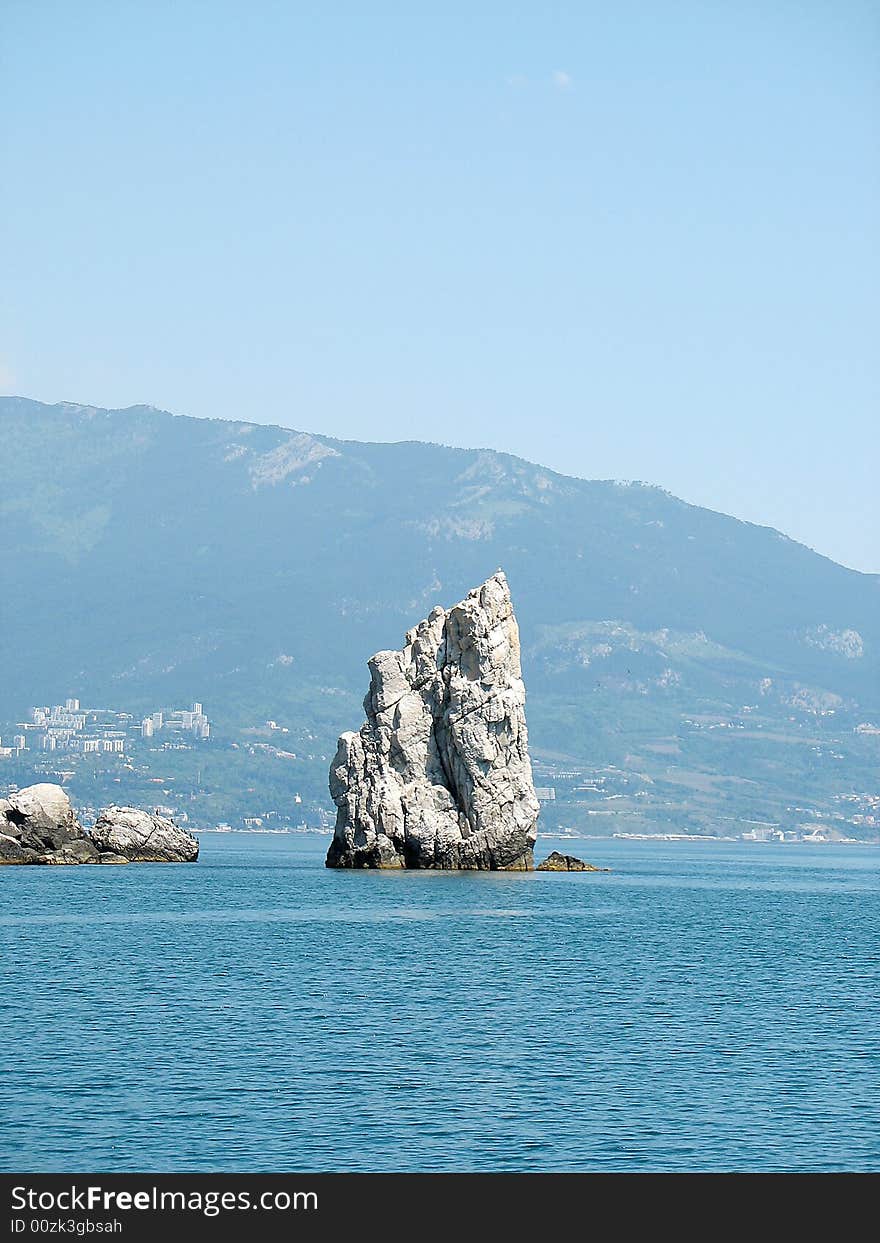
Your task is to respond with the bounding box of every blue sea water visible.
[1,835,878,1172]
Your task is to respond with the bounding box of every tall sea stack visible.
[326,571,539,869]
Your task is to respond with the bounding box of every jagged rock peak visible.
[327,570,540,870]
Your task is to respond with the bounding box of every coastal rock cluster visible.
[327,571,540,869]
[0,784,199,865]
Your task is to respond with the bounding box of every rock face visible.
[0,784,198,865]
[90,807,200,862]
[327,571,539,869]
[1,783,82,848]
[537,850,608,873]
[0,783,101,864]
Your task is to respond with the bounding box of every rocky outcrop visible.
[0,783,101,864]
[327,571,539,869]
[0,784,198,864]
[1,783,83,851]
[90,806,199,862]
[537,850,608,872]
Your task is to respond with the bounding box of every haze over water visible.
[2,836,878,1172]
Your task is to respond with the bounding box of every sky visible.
[2,1,878,572]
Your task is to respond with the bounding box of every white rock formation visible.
[0,783,129,863]
[0,783,92,862]
[90,807,199,862]
[0,785,198,865]
[1,783,82,843]
[327,571,539,869]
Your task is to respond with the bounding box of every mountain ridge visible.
[7,393,870,572]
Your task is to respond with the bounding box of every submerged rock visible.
[90,807,199,862]
[327,570,539,870]
[537,850,608,872]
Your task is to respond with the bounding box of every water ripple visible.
[1,836,878,1172]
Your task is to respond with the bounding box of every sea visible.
[1,834,878,1172]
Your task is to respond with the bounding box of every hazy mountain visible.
[2,396,877,836]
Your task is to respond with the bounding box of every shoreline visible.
[192,828,878,846]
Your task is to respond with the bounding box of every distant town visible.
[530,749,879,844]
[0,694,327,835]
[0,697,210,759]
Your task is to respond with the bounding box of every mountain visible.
[1,396,877,838]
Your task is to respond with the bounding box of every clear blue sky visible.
[2,1,877,571]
